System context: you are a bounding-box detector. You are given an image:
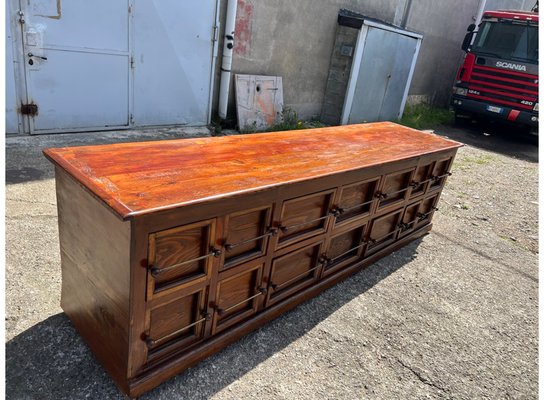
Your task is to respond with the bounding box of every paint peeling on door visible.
[235,0,253,56]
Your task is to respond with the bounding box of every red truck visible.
[451,10,538,135]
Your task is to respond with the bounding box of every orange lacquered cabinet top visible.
[43,122,462,220]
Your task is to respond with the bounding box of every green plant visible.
[398,104,454,129]
[244,107,326,133]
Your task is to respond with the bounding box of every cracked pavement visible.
[5,125,538,399]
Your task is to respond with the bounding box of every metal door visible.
[132,0,218,127]
[18,0,132,133]
[6,2,20,134]
[342,22,422,124]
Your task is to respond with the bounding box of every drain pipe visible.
[218,0,238,120]
[474,0,487,27]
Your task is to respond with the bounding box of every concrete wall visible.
[221,0,410,121]
[214,0,534,122]
[404,0,480,106]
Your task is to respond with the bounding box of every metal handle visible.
[224,228,277,251]
[145,311,210,348]
[417,207,438,221]
[381,186,410,199]
[278,214,330,233]
[150,247,221,277]
[327,242,367,264]
[369,229,398,245]
[398,207,438,232]
[215,287,267,316]
[28,52,47,60]
[411,176,435,188]
[335,198,375,215]
[432,172,452,181]
[270,257,326,291]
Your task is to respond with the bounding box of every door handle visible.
[28,53,47,60]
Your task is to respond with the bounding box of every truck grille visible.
[468,65,538,110]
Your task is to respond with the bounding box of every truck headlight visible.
[534,103,539,111]
[454,87,468,96]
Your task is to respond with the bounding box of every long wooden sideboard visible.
[43,122,462,397]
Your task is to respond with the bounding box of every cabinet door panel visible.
[145,287,208,364]
[212,262,265,334]
[398,201,421,239]
[267,242,324,305]
[409,162,433,199]
[334,178,378,227]
[377,168,414,210]
[323,224,366,278]
[366,208,403,255]
[148,219,217,296]
[277,190,334,248]
[414,193,440,229]
[223,206,272,269]
[429,156,453,191]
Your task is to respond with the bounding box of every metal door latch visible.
[28,53,48,60]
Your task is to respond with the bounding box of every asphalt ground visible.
[5,123,538,399]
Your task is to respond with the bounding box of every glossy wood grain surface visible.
[43,122,462,219]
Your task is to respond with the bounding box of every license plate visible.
[486,105,502,113]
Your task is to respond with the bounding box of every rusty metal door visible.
[17,0,132,134]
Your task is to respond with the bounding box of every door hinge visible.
[130,56,135,69]
[17,10,25,24]
[212,25,219,42]
[130,114,134,124]
[21,103,38,116]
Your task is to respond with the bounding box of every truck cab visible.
[451,10,538,134]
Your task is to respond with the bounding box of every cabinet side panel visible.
[55,168,131,390]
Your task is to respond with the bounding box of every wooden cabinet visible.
[44,122,461,397]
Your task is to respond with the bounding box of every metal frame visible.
[8,0,28,134]
[341,19,423,125]
[207,0,221,124]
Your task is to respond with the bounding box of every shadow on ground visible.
[6,239,422,400]
[435,121,538,163]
